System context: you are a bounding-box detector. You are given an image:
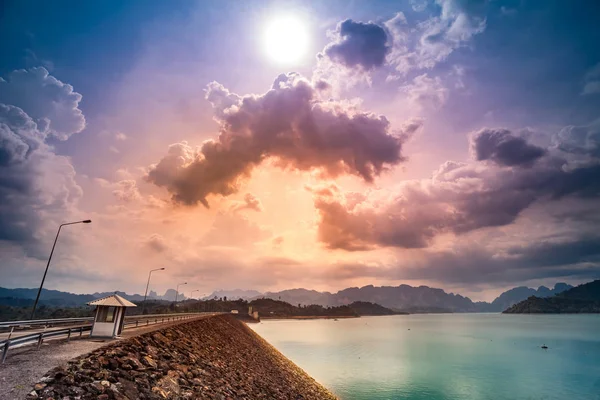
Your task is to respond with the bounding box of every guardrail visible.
[0,313,212,364]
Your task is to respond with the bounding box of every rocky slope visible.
[27,315,336,399]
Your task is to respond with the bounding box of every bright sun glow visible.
[264,16,309,65]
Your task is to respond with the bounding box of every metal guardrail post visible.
[37,333,43,349]
[67,328,72,342]
[1,342,9,364]
[7,326,15,340]
[80,327,83,338]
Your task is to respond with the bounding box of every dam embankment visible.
[27,314,337,399]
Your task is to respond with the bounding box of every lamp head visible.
[82,220,92,223]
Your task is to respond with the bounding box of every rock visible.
[27,391,39,398]
[151,387,168,398]
[33,383,46,391]
[108,359,119,370]
[100,380,111,388]
[142,355,158,369]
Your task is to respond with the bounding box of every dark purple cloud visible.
[471,128,547,167]
[324,236,600,286]
[147,73,418,207]
[312,124,600,251]
[323,19,391,70]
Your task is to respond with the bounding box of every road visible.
[0,314,216,400]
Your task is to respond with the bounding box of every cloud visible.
[582,63,600,95]
[411,0,429,12]
[401,74,449,110]
[387,0,487,74]
[231,193,263,213]
[325,236,600,286]
[147,73,416,207]
[145,234,168,253]
[311,124,600,251]
[0,67,85,140]
[0,104,82,256]
[322,19,391,71]
[470,128,547,167]
[112,179,143,202]
[115,132,127,141]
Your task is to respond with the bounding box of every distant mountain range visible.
[0,287,186,308]
[503,280,600,313]
[203,289,262,300]
[251,283,573,313]
[0,282,576,313]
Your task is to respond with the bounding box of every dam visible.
[24,314,336,399]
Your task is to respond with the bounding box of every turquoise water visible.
[251,314,600,400]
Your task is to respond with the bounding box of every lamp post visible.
[141,267,165,315]
[30,219,92,320]
[175,282,187,303]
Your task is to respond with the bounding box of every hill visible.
[503,280,600,313]
[490,283,573,311]
[249,298,358,318]
[347,301,408,316]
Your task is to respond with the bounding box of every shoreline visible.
[260,315,358,320]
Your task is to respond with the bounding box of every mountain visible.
[0,281,583,313]
[503,280,600,313]
[91,291,147,302]
[256,285,482,312]
[334,285,480,312]
[204,289,263,300]
[256,289,335,306]
[0,287,96,307]
[490,283,573,311]
[0,287,185,307]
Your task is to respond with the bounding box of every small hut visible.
[87,294,137,338]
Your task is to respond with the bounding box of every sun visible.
[263,16,309,65]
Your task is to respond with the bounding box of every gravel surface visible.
[0,338,107,400]
[26,314,337,399]
[0,316,212,400]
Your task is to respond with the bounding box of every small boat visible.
[334,318,338,321]
[541,344,548,349]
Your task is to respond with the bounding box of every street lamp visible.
[30,219,92,320]
[175,282,187,303]
[141,267,165,315]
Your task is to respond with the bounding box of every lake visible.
[250,314,600,400]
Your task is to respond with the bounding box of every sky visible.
[1,0,599,301]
